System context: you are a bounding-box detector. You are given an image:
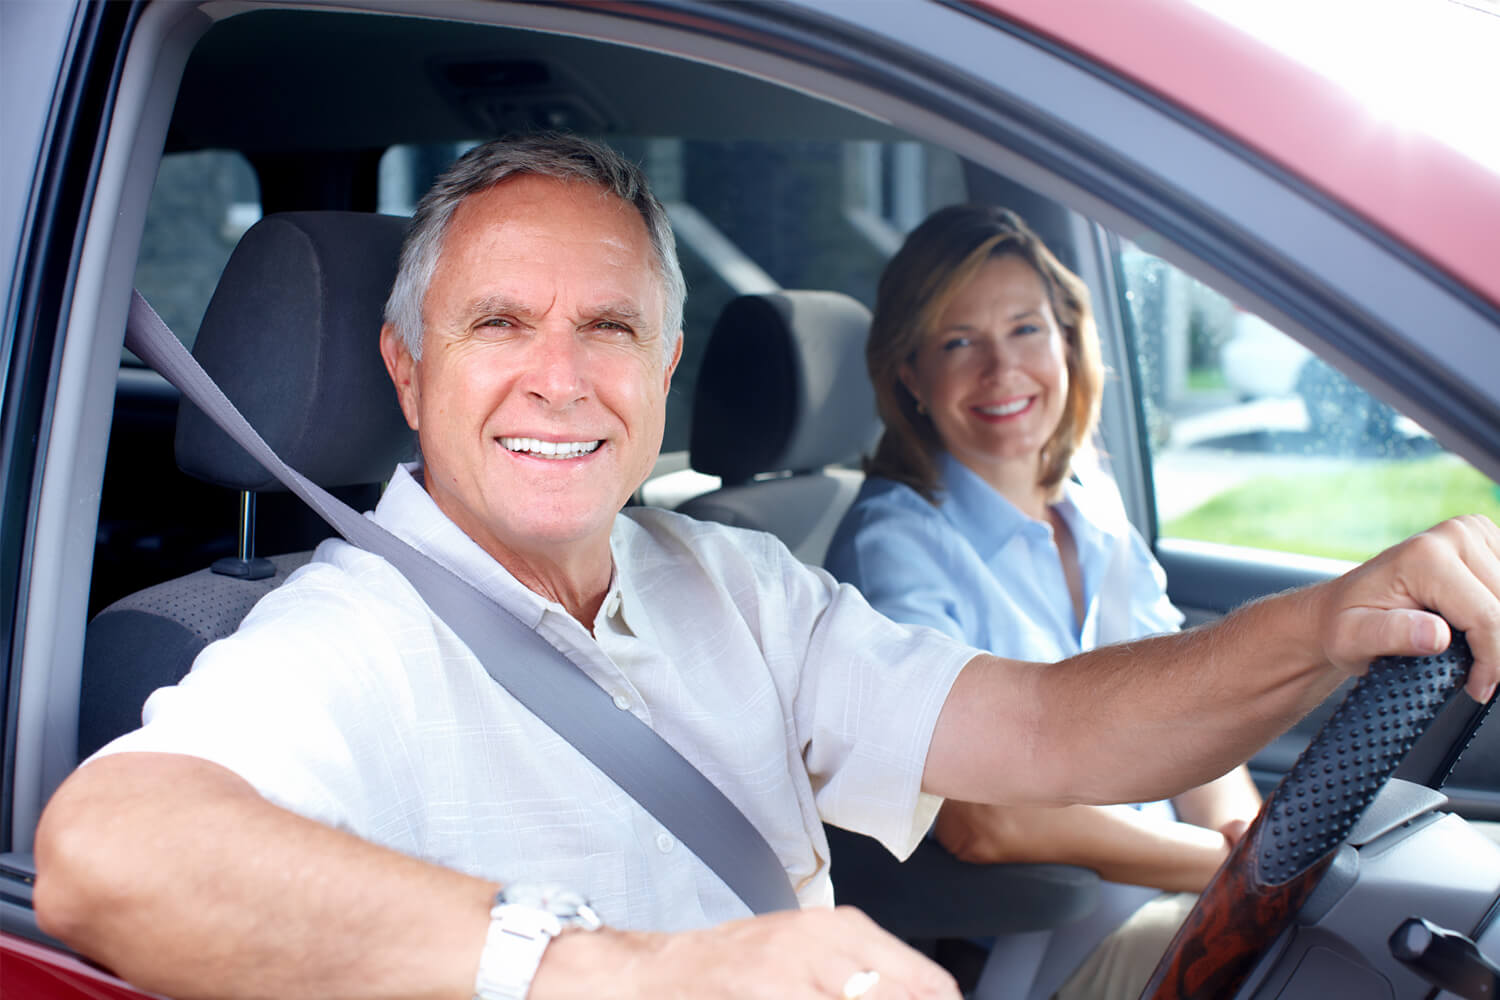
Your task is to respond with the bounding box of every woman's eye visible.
[1013,323,1042,336]
[941,336,970,352]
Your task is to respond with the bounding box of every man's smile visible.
[498,436,604,459]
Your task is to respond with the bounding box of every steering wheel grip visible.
[1143,633,1477,1000]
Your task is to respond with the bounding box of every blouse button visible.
[656,832,675,853]
[612,693,631,711]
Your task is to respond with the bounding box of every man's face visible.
[381,174,680,566]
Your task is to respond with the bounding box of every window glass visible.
[131,151,261,349]
[1119,243,1500,562]
[378,137,966,460]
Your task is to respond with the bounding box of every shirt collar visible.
[934,452,1121,563]
[604,520,656,643]
[934,452,1039,559]
[371,462,605,632]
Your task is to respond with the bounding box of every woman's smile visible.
[901,254,1070,493]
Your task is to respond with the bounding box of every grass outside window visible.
[1161,455,1500,562]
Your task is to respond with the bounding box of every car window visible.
[380,137,966,455]
[131,150,261,350]
[1119,242,1500,562]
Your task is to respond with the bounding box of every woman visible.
[824,204,1261,1000]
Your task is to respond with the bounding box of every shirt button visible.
[656,832,675,853]
[605,594,622,616]
[612,693,631,711]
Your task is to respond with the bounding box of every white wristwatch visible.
[472,883,602,1000]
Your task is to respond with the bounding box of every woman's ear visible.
[898,360,923,413]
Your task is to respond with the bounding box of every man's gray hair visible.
[384,132,686,362]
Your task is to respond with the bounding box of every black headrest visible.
[175,212,416,491]
[689,290,878,484]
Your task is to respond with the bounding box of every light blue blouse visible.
[825,452,1183,662]
[826,454,1190,997]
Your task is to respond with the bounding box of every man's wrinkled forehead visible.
[448,175,642,251]
[437,175,676,342]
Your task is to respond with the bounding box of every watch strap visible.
[472,904,563,1000]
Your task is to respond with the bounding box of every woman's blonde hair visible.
[865,204,1105,503]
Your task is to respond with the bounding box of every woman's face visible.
[900,254,1070,485]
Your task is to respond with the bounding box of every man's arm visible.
[36,753,961,1000]
[36,752,495,1000]
[923,515,1500,808]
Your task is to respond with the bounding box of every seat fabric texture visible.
[678,290,880,564]
[80,212,415,759]
[79,552,311,758]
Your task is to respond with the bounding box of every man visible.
[34,134,1500,1000]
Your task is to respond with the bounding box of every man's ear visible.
[380,323,421,431]
[662,332,684,391]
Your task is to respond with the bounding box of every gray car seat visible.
[78,212,415,759]
[677,290,880,564]
[675,289,1100,972]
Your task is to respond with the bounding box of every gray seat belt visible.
[125,290,797,915]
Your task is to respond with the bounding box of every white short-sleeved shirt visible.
[96,464,975,931]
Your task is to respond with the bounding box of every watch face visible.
[499,882,602,930]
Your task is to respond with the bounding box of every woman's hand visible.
[931,799,1231,893]
[1219,818,1251,848]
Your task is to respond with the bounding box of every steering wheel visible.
[1142,632,1493,999]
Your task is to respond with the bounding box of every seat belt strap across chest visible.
[125,290,798,915]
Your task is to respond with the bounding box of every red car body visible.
[3,0,1497,996]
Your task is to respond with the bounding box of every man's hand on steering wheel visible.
[1316,514,1500,703]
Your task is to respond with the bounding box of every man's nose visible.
[519,325,588,406]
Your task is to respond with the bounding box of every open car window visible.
[1119,243,1500,564]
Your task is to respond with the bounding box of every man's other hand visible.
[532,906,960,999]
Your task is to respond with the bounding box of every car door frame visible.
[5,0,1500,966]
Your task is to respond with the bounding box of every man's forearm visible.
[35,752,494,1000]
[38,754,966,1000]
[925,584,1339,808]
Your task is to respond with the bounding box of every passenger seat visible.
[677,290,880,563]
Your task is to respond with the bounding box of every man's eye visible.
[478,317,513,329]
